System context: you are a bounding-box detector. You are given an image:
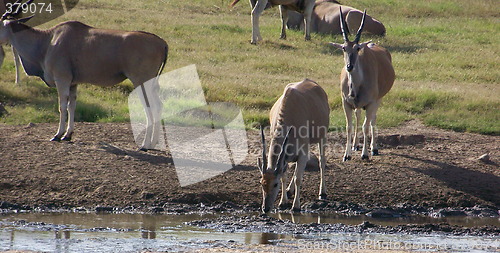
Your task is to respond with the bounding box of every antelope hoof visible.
[372,149,379,156]
[319,194,327,200]
[361,155,370,160]
[279,203,292,210]
[305,35,311,41]
[291,207,301,213]
[286,190,294,200]
[280,34,286,40]
[352,146,360,151]
[50,135,62,142]
[343,155,351,162]
[62,134,72,142]
[138,147,149,152]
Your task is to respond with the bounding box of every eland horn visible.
[260,125,268,169]
[354,10,367,44]
[339,6,350,42]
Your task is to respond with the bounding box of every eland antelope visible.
[287,0,386,36]
[230,0,316,44]
[0,0,21,83]
[259,79,329,213]
[0,0,168,150]
[329,8,395,161]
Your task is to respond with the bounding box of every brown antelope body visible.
[0,0,168,149]
[230,0,316,44]
[259,79,329,212]
[330,8,395,161]
[287,0,386,36]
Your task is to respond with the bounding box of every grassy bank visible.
[0,0,498,135]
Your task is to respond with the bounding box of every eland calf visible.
[230,0,316,44]
[330,8,395,161]
[259,79,329,213]
[0,0,168,150]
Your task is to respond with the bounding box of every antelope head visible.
[1,0,34,21]
[258,126,291,213]
[330,7,371,98]
[1,0,34,43]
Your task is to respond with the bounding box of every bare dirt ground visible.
[0,120,498,212]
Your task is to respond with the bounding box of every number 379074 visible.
[6,2,53,14]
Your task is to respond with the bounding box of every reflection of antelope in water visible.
[258,79,329,213]
[330,8,395,161]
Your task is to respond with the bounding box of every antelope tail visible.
[158,45,169,76]
[149,45,168,104]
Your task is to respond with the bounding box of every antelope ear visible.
[329,42,344,50]
[2,19,12,25]
[359,41,372,48]
[15,15,34,24]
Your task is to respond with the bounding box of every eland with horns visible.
[0,0,168,150]
[258,79,329,213]
[330,7,395,161]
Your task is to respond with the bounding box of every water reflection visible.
[272,212,500,227]
[141,214,157,239]
[277,212,321,224]
[0,212,498,253]
[244,232,294,245]
[54,230,71,239]
[54,230,71,253]
[9,230,14,249]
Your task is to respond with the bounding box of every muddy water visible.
[0,212,498,252]
[268,212,500,227]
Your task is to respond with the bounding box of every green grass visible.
[0,0,498,135]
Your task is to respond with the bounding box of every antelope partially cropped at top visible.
[0,0,22,84]
[230,0,315,44]
[259,79,329,213]
[0,0,168,150]
[330,7,395,161]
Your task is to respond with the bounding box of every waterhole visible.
[1,212,498,252]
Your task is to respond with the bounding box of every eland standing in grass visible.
[330,8,395,161]
[0,0,168,150]
[259,79,329,213]
[230,0,316,44]
[0,0,22,84]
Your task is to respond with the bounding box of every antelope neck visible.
[347,61,363,90]
[9,23,49,63]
